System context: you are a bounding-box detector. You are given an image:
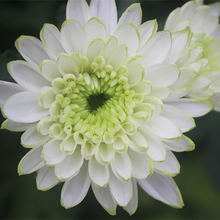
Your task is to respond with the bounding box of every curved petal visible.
[118,3,142,27]
[139,31,172,67]
[66,0,91,26]
[0,81,26,107]
[8,61,51,93]
[18,145,44,175]
[89,156,109,187]
[15,36,50,68]
[109,168,133,207]
[40,23,65,59]
[61,19,87,56]
[42,139,66,165]
[90,0,117,36]
[61,161,91,208]
[92,182,117,215]
[2,92,48,123]
[36,166,59,191]
[55,146,84,181]
[138,172,184,208]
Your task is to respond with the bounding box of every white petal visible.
[86,38,105,62]
[8,61,50,94]
[166,99,214,117]
[147,115,182,140]
[150,86,171,100]
[146,63,180,87]
[161,104,195,132]
[40,60,62,82]
[139,20,158,49]
[109,168,133,207]
[61,161,91,208]
[21,126,50,148]
[123,178,138,215]
[0,81,25,107]
[107,45,127,69]
[114,24,140,54]
[37,166,58,191]
[42,139,66,165]
[15,36,50,68]
[40,24,65,59]
[97,142,115,164]
[112,152,132,181]
[164,8,181,31]
[165,135,195,152]
[1,119,36,132]
[126,63,145,86]
[90,0,117,36]
[61,20,87,56]
[55,146,83,181]
[89,156,109,187]
[138,125,167,162]
[103,36,118,60]
[2,92,48,123]
[18,145,44,175]
[154,150,180,177]
[139,31,172,67]
[128,148,152,179]
[164,27,192,64]
[138,172,184,208]
[118,3,142,27]
[85,18,107,41]
[66,0,91,26]
[91,182,116,215]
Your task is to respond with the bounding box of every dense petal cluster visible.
[165,0,220,111]
[0,0,218,216]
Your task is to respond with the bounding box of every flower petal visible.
[139,31,172,67]
[154,150,180,177]
[55,146,83,181]
[90,0,117,36]
[161,104,195,132]
[36,166,58,191]
[147,115,182,140]
[18,145,44,175]
[118,3,142,27]
[138,172,184,208]
[21,126,50,148]
[2,92,48,123]
[42,139,66,165]
[139,20,158,49]
[8,61,50,93]
[15,36,50,68]
[109,168,133,207]
[1,119,36,132]
[40,23,65,59]
[146,63,180,87]
[0,81,25,107]
[165,135,195,152]
[91,182,116,215]
[66,0,91,26]
[112,152,132,181]
[89,156,109,187]
[123,178,138,215]
[166,99,215,117]
[114,24,140,54]
[61,161,91,208]
[128,148,152,179]
[85,18,107,41]
[61,20,87,56]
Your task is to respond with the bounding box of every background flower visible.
[0,0,220,220]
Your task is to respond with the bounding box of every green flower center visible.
[87,93,109,112]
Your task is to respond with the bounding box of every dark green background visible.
[0,0,220,219]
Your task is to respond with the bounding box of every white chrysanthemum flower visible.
[0,0,199,215]
[164,0,220,112]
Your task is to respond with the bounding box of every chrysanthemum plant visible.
[0,0,218,215]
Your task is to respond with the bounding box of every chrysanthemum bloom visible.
[164,0,220,112]
[0,0,207,215]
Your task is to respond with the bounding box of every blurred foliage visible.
[0,0,220,219]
